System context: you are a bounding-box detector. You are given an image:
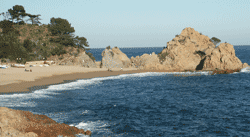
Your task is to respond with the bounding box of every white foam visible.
[0,88,59,107]
[241,67,250,73]
[45,71,213,91]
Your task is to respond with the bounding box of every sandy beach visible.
[0,65,181,94]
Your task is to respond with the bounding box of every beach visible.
[0,65,181,94]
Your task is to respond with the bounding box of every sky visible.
[1,0,250,48]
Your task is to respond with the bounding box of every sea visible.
[1,46,250,137]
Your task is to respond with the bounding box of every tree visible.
[210,37,221,46]
[74,36,89,49]
[0,29,22,60]
[26,14,41,25]
[8,5,26,23]
[48,17,75,36]
[0,20,20,35]
[34,14,42,25]
[0,12,11,21]
[23,39,35,53]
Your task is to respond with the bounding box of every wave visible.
[240,67,250,73]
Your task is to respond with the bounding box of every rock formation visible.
[0,107,91,137]
[130,52,165,70]
[203,43,244,70]
[101,47,131,68]
[153,27,249,71]
[73,52,97,68]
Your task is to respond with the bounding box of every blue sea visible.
[1,46,250,137]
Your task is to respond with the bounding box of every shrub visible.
[106,45,111,50]
[50,46,66,56]
[210,37,221,46]
[200,32,202,35]
[178,38,185,44]
[158,52,169,64]
[1,58,6,63]
[110,51,114,57]
[175,34,179,37]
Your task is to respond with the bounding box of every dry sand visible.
[0,65,186,94]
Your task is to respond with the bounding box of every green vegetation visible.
[158,51,169,64]
[178,38,186,44]
[175,34,179,37]
[0,5,94,63]
[106,45,111,50]
[210,37,221,46]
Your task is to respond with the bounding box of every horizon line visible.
[89,45,250,49]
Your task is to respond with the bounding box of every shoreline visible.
[0,66,241,95]
[0,68,184,95]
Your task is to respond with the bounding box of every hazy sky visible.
[1,0,250,48]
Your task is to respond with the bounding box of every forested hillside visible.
[0,5,95,64]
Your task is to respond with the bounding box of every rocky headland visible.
[100,27,249,74]
[0,107,91,137]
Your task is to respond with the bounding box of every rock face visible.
[159,27,215,71]
[156,27,248,71]
[101,47,131,68]
[203,43,244,70]
[73,52,97,68]
[0,107,91,137]
[130,52,165,70]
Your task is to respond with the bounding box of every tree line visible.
[0,5,41,25]
[0,5,93,64]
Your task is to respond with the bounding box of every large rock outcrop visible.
[156,27,249,71]
[0,107,91,137]
[159,27,216,71]
[101,47,131,68]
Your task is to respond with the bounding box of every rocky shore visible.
[98,27,249,73]
[0,27,249,137]
[0,107,91,137]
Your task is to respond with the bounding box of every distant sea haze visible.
[0,46,250,136]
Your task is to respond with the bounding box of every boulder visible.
[130,52,165,70]
[101,47,130,68]
[0,107,91,137]
[203,43,243,70]
[242,63,249,69]
[74,52,97,68]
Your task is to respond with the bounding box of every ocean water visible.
[1,46,250,137]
